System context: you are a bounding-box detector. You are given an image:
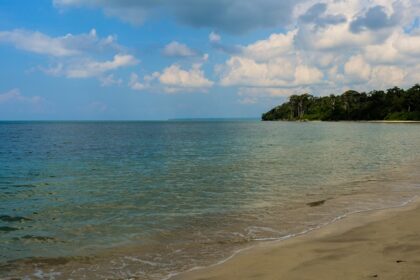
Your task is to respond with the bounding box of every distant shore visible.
[263,120,420,123]
[175,197,420,280]
[364,120,420,123]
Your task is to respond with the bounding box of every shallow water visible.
[1,121,420,279]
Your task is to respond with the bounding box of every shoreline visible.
[364,120,420,123]
[173,195,420,280]
[262,120,420,123]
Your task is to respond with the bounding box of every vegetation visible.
[262,84,420,121]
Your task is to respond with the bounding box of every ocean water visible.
[1,121,420,279]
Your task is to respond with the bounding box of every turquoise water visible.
[1,121,420,279]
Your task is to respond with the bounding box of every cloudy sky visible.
[1,0,419,120]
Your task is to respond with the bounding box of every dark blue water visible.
[1,121,420,279]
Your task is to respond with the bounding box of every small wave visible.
[0,215,32,222]
[33,269,61,279]
[0,226,19,232]
[12,184,37,188]
[123,256,162,267]
[17,235,57,242]
[165,195,418,280]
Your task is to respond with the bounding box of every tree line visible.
[262,84,420,121]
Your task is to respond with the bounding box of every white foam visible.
[123,256,161,267]
[164,195,418,280]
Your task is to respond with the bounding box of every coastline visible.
[262,120,420,123]
[173,196,420,280]
[364,120,420,123]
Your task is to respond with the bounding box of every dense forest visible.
[262,84,420,121]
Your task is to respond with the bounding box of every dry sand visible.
[174,198,420,280]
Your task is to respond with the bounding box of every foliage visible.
[262,84,420,121]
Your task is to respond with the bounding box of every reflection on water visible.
[1,121,420,279]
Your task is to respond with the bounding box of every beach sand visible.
[174,198,420,280]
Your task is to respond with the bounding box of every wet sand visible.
[175,198,420,280]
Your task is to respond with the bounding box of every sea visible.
[1,121,419,279]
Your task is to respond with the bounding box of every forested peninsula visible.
[262,84,420,121]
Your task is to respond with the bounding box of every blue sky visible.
[0,0,419,120]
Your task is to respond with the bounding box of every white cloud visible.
[215,0,420,102]
[344,55,371,82]
[130,63,214,93]
[394,32,420,56]
[296,23,389,51]
[369,65,405,88]
[217,29,326,89]
[68,54,138,78]
[44,54,138,78]
[209,31,221,43]
[0,27,140,87]
[99,74,122,87]
[0,89,42,104]
[218,53,323,87]
[6,0,420,101]
[162,41,196,57]
[363,37,400,64]
[41,54,138,79]
[0,28,119,57]
[294,65,324,85]
[129,73,146,91]
[158,63,213,90]
[242,31,295,61]
[219,56,295,87]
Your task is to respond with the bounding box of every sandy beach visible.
[365,121,420,123]
[175,198,420,280]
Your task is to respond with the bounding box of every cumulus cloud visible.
[218,55,323,87]
[299,3,346,27]
[9,0,420,102]
[216,0,420,103]
[128,61,213,93]
[158,63,213,91]
[394,32,420,56]
[350,5,398,33]
[217,29,324,88]
[219,56,293,87]
[0,28,119,57]
[43,54,138,78]
[162,41,197,57]
[242,31,295,61]
[53,0,301,34]
[370,65,405,88]
[70,54,137,78]
[344,55,371,82]
[0,27,139,85]
[51,0,419,100]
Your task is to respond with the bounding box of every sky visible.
[0,0,419,120]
